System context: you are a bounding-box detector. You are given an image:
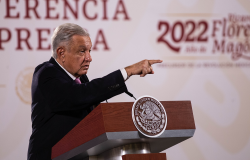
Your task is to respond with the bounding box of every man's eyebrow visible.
[79,46,87,49]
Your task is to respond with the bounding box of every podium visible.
[52,101,195,160]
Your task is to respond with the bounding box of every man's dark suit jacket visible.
[28,57,128,160]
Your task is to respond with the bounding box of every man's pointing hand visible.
[125,59,163,78]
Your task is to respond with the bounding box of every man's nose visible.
[85,51,92,62]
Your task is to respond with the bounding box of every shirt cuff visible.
[120,68,128,81]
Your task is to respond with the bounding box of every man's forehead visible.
[78,45,88,49]
[72,35,92,46]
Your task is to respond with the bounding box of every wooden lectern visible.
[52,101,195,160]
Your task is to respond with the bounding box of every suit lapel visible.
[80,74,89,83]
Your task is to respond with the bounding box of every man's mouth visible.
[82,65,89,69]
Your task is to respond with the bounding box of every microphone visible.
[125,91,136,100]
[105,91,136,103]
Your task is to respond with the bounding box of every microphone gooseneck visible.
[125,91,136,100]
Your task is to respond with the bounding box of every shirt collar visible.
[54,58,76,80]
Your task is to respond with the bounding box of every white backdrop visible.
[0,0,250,159]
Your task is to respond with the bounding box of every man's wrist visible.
[120,68,128,81]
[125,66,132,78]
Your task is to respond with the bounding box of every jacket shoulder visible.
[33,61,69,82]
[34,61,57,75]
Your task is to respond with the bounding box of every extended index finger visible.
[148,59,163,65]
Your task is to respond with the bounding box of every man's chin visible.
[78,70,88,76]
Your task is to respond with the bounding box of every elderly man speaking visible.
[27,23,162,160]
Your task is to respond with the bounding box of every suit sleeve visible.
[38,67,128,112]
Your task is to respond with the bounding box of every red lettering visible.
[24,0,40,19]
[227,24,235,38]
[227,42,234,53]
[212,39,225,53]
[63,0,79,19]
[236,25,243,37]
[212,20,221,37]
[102,0,108,20]
[197,21,208,42]
[16,28,32,50]
[245,25,250,37]
[157,21,180,52]
[45,0,59,19]
[37,29,51,50]
[0,28,12,50]
[83,0,97,20]
[4,0,20,19]
[93,30,110,50]
[171,21,184,43]
[113,0,130,20]
[185,21,195,42]
[222,18,226,37]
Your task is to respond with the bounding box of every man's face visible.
[62,35,92,77]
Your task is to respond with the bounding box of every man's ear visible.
[56,47,65,60]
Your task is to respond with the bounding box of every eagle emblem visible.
[132,96,167,137]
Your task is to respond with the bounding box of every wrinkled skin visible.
[56,35,92,77]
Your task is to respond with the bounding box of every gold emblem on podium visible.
[132,96,167,137]
[16,67,34,104]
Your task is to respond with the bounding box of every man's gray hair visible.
[51,23,89,59]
